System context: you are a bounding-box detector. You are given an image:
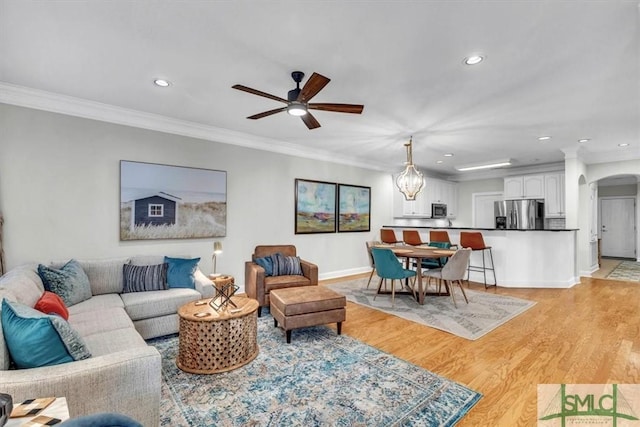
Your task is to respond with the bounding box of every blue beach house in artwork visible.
[132,192,182,228]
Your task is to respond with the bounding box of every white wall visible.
[453,178,503,227]
[0,104,393,285]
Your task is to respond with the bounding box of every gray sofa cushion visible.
[69,307,135,337]
[82,328,148,357]
[120,288,202,321]
[67,294,124,315]
[0,265,44,307]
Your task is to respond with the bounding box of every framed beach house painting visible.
[338,184,371,232]
[294,179,337,234]
[120,160,227,240]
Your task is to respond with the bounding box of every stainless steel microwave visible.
[432,203,447,218]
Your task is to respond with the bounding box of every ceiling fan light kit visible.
[396,136,425,201]
[287,102,307,116]
[232,70,363,129]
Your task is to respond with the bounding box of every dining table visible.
[373,244,457,305]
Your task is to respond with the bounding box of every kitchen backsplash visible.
[545,218,566,229]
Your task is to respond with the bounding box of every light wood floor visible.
[319,271,640,426]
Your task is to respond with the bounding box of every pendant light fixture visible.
[395,136,424,201]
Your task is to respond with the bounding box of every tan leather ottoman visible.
[270,286,346,343]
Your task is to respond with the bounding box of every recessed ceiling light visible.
[618,143,630,147]
[464,55,484,65]
[538,136,551,141]
[578,139,590,143]
[153,79,171,87]
[436,160,443,164]
[443,153,454,157]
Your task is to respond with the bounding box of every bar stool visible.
[380,228,402,245]
[402,229,424,246]
[429,230,459,249]
[459,231,496,288]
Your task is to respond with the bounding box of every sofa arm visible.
[244,261,265,305]
[194,269,214,298]
[0,347,161,427]
[300,260,318,285]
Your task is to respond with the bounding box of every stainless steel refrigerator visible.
[494,199,545,229]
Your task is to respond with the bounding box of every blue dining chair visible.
[419,241,451,270]
[371,247,417,306]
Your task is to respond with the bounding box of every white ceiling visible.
[1,1,638,180]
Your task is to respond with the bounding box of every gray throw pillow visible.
[122,263,168,293]
[37,259,92,307]
[270,252,303,276]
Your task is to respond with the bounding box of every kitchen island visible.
[382,226,579,288]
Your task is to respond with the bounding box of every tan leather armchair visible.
[245,245,318,316]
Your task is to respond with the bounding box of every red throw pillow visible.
[34,291,69,320]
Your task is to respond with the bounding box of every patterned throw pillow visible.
[254,256,273,276]
[1,299,91,369]
[37,259,92,307]
[34,291,69,320]
[164,257,200,289]
[122,263,168,293]
[270,252,303,276]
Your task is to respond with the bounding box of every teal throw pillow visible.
[122,263,168,293]
[164,256,200,289]
[254,256,273,276]
[37,259,92,306]
[270,252,303,276]
[1,299,91,369]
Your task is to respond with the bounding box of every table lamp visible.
[210,241,222,278]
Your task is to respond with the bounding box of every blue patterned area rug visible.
[326,277,536,340]
[149,315,481,427]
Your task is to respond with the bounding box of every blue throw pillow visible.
[37,259,92,307]
[1,299,91,369]
[254,256,273,276]
[164,256,200,289]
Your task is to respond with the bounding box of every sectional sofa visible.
[0,255,214,427]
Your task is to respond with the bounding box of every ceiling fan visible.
[232,71,364,130]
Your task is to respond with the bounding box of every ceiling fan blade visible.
[247,107,288,120]
[301,112,321,129]
[298,72,330,102]
[308,103,364,114]
[232,84,288,104]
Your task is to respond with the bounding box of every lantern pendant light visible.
[395,136,424,201]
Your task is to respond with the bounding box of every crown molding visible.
[0,82,389,172]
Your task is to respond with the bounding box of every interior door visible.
[600,197,636,258]
[473,192,503,228]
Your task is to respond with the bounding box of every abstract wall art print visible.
[338,184,371,232]
[294,179,337,234]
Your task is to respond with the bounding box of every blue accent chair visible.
[371,247,417,306]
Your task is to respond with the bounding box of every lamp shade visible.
[213,241,222,254]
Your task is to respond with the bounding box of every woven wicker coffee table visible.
[177,295,259,374]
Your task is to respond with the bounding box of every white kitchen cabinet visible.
[544,173,565,217]
[392,175,457,218]
[393,174,428,217]
[504,174,545,199]
[402,190,428,216]
[424,178,458,218]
